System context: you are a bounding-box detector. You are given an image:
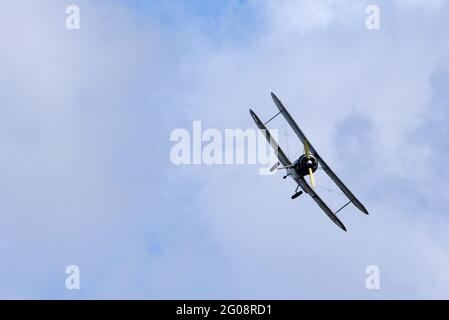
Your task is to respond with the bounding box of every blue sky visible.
[0,0,449,299]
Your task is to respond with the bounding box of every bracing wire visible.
[316,184,345,197]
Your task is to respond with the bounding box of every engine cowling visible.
[294,154,318,176]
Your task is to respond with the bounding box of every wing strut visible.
[264,111,282,125]
[334,200,352,215]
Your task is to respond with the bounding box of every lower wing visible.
[296,177,347,232]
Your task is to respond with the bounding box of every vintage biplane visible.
[249,93,369,231]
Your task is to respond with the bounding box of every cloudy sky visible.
[0,0,449,299]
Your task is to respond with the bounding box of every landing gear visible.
[291,191,303,199]
[291,185,303,200]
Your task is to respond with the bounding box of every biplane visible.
[249,93,369,231]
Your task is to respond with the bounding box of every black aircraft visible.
[250,93,369,231]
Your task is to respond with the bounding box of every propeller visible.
[304,141,316,188]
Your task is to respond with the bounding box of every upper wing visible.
[314,155,369,215]
[271,92,369,215]
[271,92,319,154]
[296,177,347,231]
[249,109,292,167]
